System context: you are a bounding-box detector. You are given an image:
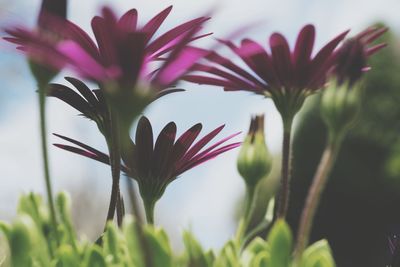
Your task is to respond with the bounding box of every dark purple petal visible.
[172,123,202,161]
[269,33,293,88]
[54,144,110,165]
[179,125,225,165]
[177,142,241,174]
[53,134,131,174]
[306,30,349,88]
[64,77,100,109]
[142,6,173,42]
[53,133,108,159]
[91,16,117,66]
[47,83,94,116]
[239,39,278,87]
[216,39,268,88]
[293,24,315,86]
[118,9,138,32]
[185,131,241,163]
[151,121,177,179]
[182,75,244,90]
[193,63,260,91]
[366,43,387,56]
[146,16,209,56]
[154,88,185,100]
[135,117,154,177]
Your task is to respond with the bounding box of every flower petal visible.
[118,9,138,32]
[47,83,94,117]
[172,123,202,161]
[269,32,293,88]
[151,121,177,180]
[177,142,241,174]
[64,77,100,109]
[135,117,154,178]
[142,5,173,42]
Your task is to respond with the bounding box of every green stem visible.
[275,117,294,219]
[143,198,156,224]
[38,84,59,244]
[116,189,124,227]
[126,178,144,224]
[294,135,342,262]
[104,109,122,229]
[236,185,257,244]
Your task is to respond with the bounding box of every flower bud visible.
[334,38,366,86]
[321,80,361,138]
[237,114,272,187]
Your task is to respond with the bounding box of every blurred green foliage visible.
[0,193,335,267]
[289,25,400,267]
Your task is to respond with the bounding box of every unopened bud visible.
[321,80,361,138]
[237,114,272,187]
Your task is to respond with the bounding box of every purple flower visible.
[5,6,210,91]
[332,26,387,86]
[53,116,241,222]
[184,24,349,118]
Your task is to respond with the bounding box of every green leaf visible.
[144,226,173,267]
[55,245,80,267]
[83,246,106,267]
[267,220,292,267]
[122,216,144,267]
[103,223,122,264]
[182,231,213,267]
[214,241,240,267]
[300,240,335,267]
[56,192,78,252]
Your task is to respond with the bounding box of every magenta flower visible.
[332,26,387,85]
[5,5,210,90]
[53,116,241,223]
[185,24,349,116]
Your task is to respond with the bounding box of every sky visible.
[0,0,399,249]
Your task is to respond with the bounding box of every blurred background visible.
[0,0,400,266]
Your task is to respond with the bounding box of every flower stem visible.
[104,109,122,229]
[275,117,294,219]
[38,83,59,244]
[126,178,143,224]
[143,198,156,224]
[236,185,257,244]
[294,135,342,262]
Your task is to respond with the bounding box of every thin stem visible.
[38,84,59,244]
[275,118,294,219]
[143,198,156,224]
[116,189,124,227]
[294,137,342,262]
[104,109,122,229]
[126,178,143,224]
[236,185,257,244]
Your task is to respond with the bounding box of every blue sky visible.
[0,0,399,249]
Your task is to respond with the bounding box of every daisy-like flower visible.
[332,26,387,85]
[4,5,210,89]
[184,24,350,219]
[5,6,211,127]
[294,27,387,261]
[53,116,241,223]
[321,26,387,137]
[185,24,349,121]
